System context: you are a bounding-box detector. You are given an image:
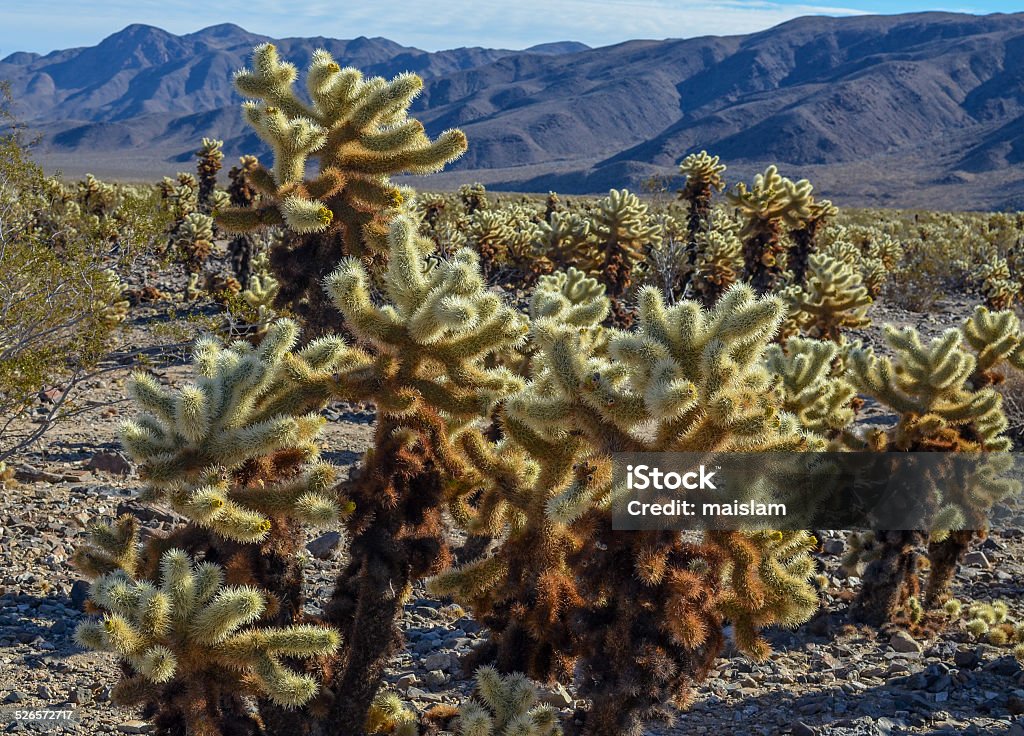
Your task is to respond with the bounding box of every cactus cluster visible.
[56,47,1024,736]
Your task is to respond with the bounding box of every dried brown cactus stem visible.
[320,414,452,735]
[850,530,927,627]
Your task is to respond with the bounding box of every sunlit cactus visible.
[677,150,726,244]
[538,210,593,270]
[119,319,350,542]
[438,280,823,736]
[782,252,873,342]
[689,218,744,308]
[460,182,489,215]
[172,211,214,275]
[842,324,1019,623]
[76,543,339,732]
[765,336,857,436]
[196,137,224,213]
[962,304,1024,386]
[726,165,814,293]
[455,667,562,736]
[215,43,467,334]
[787,198,838,285]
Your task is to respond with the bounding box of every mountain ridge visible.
[5,14,1024,209]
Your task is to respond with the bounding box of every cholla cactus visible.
[978,256,1021,310]
[862,235,904,296]
[460,182,489,214]
[76,541,339,733]
[456,667,561,736]
[172,211,214,274]
[538,211,593,269]
[161,172,199,223]
[571,189,661,325]
[366,692,418,736]
[196,137,224,213]
[469,209,515,280]
[120,320,347,543]
[843,325,1018,622]
[787,198,838,285]
[690,222,744,307]
[439,281,822,736]
[961,305,1024,386]
[77,174,120,218]
[544,191,561,223]
[311,215,528,730]
[215,43,467,334]
[726,165,814,293]
[98,269,131,326]
[226,155,262,287]
[677,150,726,244]
[765,337,857,436]
[782,252,873,342]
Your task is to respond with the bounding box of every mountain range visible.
[4,13,1024,209]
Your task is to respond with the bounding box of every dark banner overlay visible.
[610,452,1024,532]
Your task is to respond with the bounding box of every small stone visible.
[118,722,153,734]
[823,539,846,555]
[538,683,573,707]
[889,631,923,654]
[306,531,343,560]
[792,722,817,736]
[424,670,447,687]
[70,687,92,704]
[3,691,25,703]
[954,648,980,669]
[88,451,133,476]
[37,685,53,700]
[396,674,419,691]
[423,652,452,672]
[963,551,991,569]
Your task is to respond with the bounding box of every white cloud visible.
[2,0,870,55]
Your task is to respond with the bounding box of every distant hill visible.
[5,14,1024,209]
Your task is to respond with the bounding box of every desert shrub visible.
[0,85,163,461]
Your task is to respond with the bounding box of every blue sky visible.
[1,0,1020,56]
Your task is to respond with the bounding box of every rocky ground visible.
[1,251,1023,735]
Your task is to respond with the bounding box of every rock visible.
[118,722,154,734]
[1008,721,1024,736]
[306,531,343,560]
[792,722,817,736]
[423,652,452,672]
[823,539,846,555]
[3,691,25,703]
[70,687,92,704]
[954,648,980,670]
[538,683,573,707]
[396,674,419,691]
[979,537,1004,552]
[13,465,63,483]
[70,580,90,610]
[962,551,991,569]
[984,656,1023,677]
[424,670,448,687]
[36,685,53,700]
[88,451,133,476]
[889,631,923,654]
